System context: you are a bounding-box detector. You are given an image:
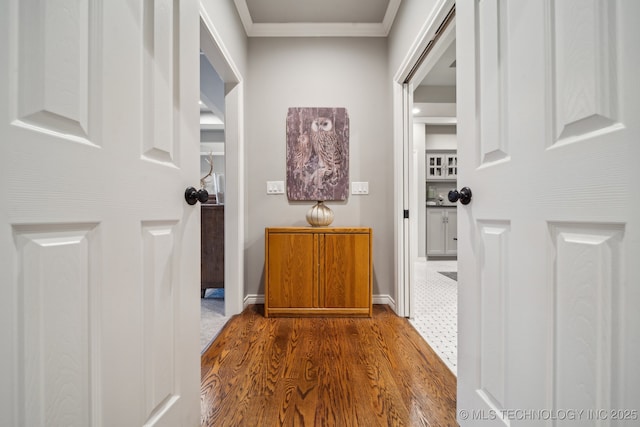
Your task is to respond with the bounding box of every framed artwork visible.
[286,107,349,201]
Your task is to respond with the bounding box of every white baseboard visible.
[373,294,397,312]
[244,294,264,307]
[244,294,396,313]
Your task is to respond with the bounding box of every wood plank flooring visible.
[201,305,457,426]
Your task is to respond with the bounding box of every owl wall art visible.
[286,107,349,201]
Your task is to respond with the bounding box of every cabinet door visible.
[445,154,458,179]
[426,209,446,255]
[426,154,445,179]
[267,233,317,308]
[322,233,370,309]
[445,208,458,255]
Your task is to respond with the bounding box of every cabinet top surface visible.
[266,226,371,234]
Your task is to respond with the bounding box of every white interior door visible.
[457,0,640,425]
[0,1,201,425]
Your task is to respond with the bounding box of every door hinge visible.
[403,209,409,219]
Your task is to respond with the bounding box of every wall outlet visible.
[266,181,285,194]
[351,182,369,195]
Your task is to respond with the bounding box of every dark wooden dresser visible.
[201,201,224,297]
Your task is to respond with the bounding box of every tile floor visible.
[410,259,458,375]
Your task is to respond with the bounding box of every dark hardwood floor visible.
[201,305,457,426]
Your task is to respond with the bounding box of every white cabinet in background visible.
[444,154,457,179]
[426,207,457,256]
[426,152,457,180]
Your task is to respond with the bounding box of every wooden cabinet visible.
[264,227,372,317]
[426,208,457,256]
[201,203,224,297]
[426,152,457,180]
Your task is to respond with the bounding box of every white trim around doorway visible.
[199,4,245,316]
[392,0,455,318]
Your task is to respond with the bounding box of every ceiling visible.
[232,0,455,87]
[234,0,401,37]
[203,1,455,129]
[202,1,400,131]
[419,40,456,87]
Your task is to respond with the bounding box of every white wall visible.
[245,37,393,299]
[387,0,440,77]
[425,125,457,150]
[414,85,456,103]
[414,123,427,257]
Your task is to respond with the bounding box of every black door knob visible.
[448,187,472,205]
[185,186,209,205]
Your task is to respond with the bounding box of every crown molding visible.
[234,0,253,34]
[248,22,388,38]
[234,0,401,37]
[382,0,401,35]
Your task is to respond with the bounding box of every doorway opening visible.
[394,1,458,375]
[410,32,458,375]
[198,7,245,352]
[199,50,228,351]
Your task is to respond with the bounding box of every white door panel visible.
[457,0,639,425]
[0,1,200,425]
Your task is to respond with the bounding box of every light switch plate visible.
[351,181,369,195]
[266,181,285,194]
